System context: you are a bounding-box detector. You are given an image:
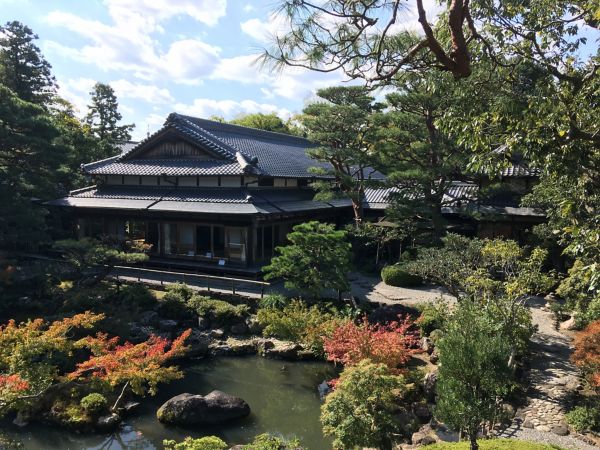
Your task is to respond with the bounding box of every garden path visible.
[495,296,597,449]
[347,272,455,306]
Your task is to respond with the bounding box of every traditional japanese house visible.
[48,113,354,273]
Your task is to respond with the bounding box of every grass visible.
[426,439,566,450]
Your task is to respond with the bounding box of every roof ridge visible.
[170,113,241,161]
[178,114,309,144]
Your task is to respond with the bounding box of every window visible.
[126,221,146,240]
[164,223,177,255]
[226,227,247,262]
[147,222,159,253]
[213,226,225,257]
[179,224,195,256]
[196,225,211,256]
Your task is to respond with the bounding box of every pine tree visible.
[0,85,63,247]
[85,82,134,158]
[0,21,56,105]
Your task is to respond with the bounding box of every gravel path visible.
[348,272,455,306]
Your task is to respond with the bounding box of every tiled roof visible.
[83,114,331,179]
[85,159,244,176]
[499,164,541,177]
[47,185,351,216]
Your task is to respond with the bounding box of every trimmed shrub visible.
[119,283,156,309]
[188,296,249,326]
[381,265,422,287]
[157,297,194,320]
[80,393,108,415]
[163,282,195,304]
[566,405,600,432]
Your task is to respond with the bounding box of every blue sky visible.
[0,0,349,140]
[1,1,597,141]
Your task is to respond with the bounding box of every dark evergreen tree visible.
[377,72,470,240]
[85,82,134,159]
[300,86,382,224]
[0,85,62,247]
[0,21,56,105]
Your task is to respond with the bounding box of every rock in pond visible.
[157,391,250,425]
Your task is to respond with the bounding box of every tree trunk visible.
[431,205,445,242]
[469,433,479,450]
[375,241,380,266]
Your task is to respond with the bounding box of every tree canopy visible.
[0,21,56,105]
[85,82,134,159]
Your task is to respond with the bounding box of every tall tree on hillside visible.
[377,72,470,240]
[85,82,134,159]
[300,86,381,224]
[0,21,56,105]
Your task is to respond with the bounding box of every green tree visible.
[0,85,63,247]
[230,112,291,134]
[53,238,149,284]
[435,300,514,450]
[0,21,56,105]
[263,221,351,299]
[85,82,133,159]
[300,86,381,224]
[321,360,405,450]
[378,72,470,239]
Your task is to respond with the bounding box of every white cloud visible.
[104,0,227,29]
[173,98,292,121]
[109,79,174,104]
[57,77,96,114]
[240,13,288,44]
[243,4,255,13]
[44,1,223,85]
[210,54,343,101]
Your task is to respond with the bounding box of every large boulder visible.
[157,391,250,425]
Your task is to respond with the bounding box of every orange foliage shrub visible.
[323,316,419,372]
[69,329,191,396]
[572,320,600,390]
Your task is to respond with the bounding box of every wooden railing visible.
[112,265,271,298]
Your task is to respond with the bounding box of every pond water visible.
[4,357,337,450]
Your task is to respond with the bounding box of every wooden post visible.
[260,285,265,298]
[232,280,236,295]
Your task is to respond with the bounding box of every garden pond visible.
[2,356,337,450]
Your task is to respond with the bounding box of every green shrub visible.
[157,297,194,320]
[257,300,346,356]
[577,295,600,328]
[119,283,156,309]
[80,393,108,415]
[259,294,290,310]
[242,433,303,450]
[566,405,600,432]
[163,282,195,304]
[163,436,227,450]
[381,265,422,287]
[188,296,249,326]
[416,299,450,336]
